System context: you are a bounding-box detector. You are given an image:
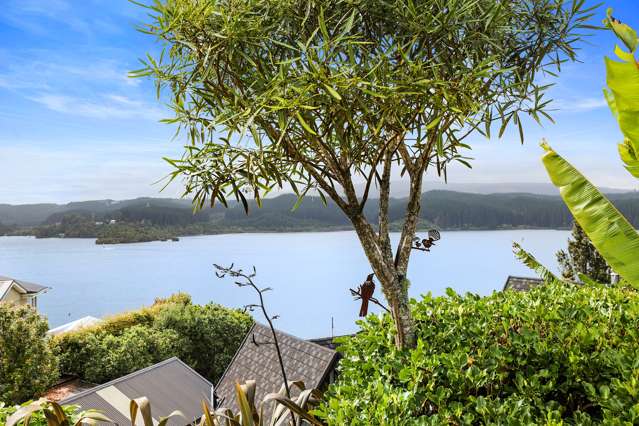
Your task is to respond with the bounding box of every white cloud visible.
[30,93,164,121]
[553,97,608,112]
[0,47,159,121]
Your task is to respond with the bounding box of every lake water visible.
[0,230,569,338]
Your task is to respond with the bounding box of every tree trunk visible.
[351,214,417,349]
[385,274,416,349]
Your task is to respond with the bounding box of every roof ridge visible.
[252,326,336,367]
[506,275,543,280]
[172,357,214,389]
[255,322,337,356]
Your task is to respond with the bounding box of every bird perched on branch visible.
[412,229,441,252]
[359,273,375,317]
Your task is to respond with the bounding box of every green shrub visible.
[51,294,252,384]
[152,302,252,381]
[0,401,80,425]
[318,283,639,425]
[0,304,59,404]
[66,326,185,384]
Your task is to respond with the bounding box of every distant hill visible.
[356,181,634,198]
[0,198,195,226]
[2,191,639,237]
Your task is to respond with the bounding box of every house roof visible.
[503,275,544,292]
[61,357,213,425]
[214,323,338,413]
[47,316,103,336]
[308,334,351,351]
[0,276,49,296]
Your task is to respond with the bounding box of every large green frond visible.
[541,143,639,287]
[604,9,639,178]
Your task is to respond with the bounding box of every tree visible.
[557,222,610,283]
[135,0,595,348]
[0,304,58,404]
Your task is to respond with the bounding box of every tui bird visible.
[359,273,376,317]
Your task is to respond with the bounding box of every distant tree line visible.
[4,191,639,243]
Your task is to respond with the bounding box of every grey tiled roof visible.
[503,275,544,292]
[61,357,212,425]
[214,323,338,414]
[308,334,352,350]
[0,275,49,294]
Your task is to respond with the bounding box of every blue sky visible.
[1,0,639,204]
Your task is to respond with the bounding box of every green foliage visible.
[319,283,639,424]
[34,215,180,244]
[6,380,324,426]
[541,141,639,287]
[0,304,58,404]
[94,223,179,244]
[512,242,563,285]
[207,380,325,426]
[604,8,639,179]
[77,326,184,384]
[135,0,593,211]
[18,191,639,237]
[557,222,611,283]
[152,302,253,381]
[34,214,99,238]
[0,401,83,426]
[51,294,252,384]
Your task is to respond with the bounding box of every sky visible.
[1,0,639,204]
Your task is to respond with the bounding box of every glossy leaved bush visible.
[51,293,252,384]
[0,304,58,404]
[319,283,639,424]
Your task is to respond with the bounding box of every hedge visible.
[318,282,639,424]
[51,293,252,384]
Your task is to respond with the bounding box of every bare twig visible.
[214,264,292,399]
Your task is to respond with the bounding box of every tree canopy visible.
[136,0,595,208]
[557,222,611,284]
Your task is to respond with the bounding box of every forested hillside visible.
[2,191,639,242]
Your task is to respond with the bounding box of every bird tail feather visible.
[359,299,369,317]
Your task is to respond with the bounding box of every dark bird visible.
[359,273,375,317]
[421,229,441,251]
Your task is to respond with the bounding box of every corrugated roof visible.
[214,323,338,415]
[47,316,103,336]
[503,275,544,292]
[62,357,212,425]
[0,275,49,294]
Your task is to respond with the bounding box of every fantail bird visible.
[359,273,375,317]
[413,229,441,251]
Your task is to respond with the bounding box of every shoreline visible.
[0,226,574,245]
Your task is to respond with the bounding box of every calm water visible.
[0,230,568,338]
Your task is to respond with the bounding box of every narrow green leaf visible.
[512,242,563,285]
[323,84,342,100]
[295,112,317,135]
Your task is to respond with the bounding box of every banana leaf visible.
[541,142,639,287]
[604,8,639,179]
[512,242,562,285]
